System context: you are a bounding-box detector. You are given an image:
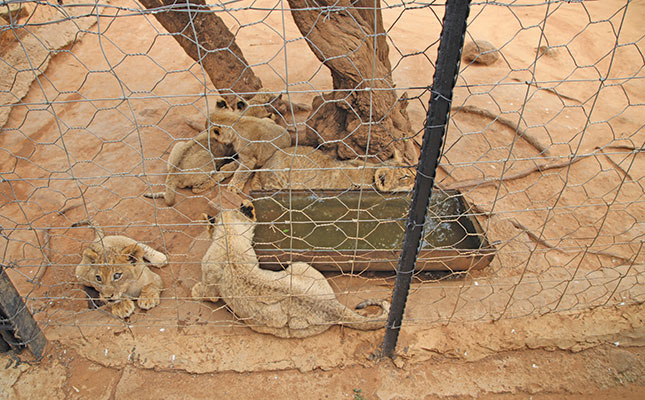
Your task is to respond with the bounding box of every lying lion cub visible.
[192,200,390,338]
[251,146,416,192]
[74,221,168,318]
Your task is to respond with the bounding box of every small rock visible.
[392,356,405,369]
[537,45,558,57]
[463,40,500,65]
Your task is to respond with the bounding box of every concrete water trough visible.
[250,189,495,273]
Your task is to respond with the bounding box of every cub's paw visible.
[191,282,220,303]
[137,289,160,310]
[191,282,204,300]
[111,299,135,318]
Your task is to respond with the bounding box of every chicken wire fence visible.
[0,0,643,352]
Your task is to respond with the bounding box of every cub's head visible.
[79,243,144,302]
[374,149,417,192]
[374,166,416,192]
[205,98,241,145]
[238,89,282,119]
[201,199,256,238]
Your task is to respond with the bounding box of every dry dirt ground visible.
[1,0,644,398]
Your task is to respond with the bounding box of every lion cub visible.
[206,104,291,191]
[233,89,281,120]
[192,200,390,338]
[251,146,416,192]
[145,98,235,205]
[74,222,168,318]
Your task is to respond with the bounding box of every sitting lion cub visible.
[251,146,416,192]
[74,221,168,318]
[192,200,390,338]
[206,104,291,191]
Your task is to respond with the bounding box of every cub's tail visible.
[343,299,391,331]
[143,192,166,199]
[142,175,177,206]
[355,299,391,315]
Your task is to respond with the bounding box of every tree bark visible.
[138,0,262,95]
[287,0,414,161]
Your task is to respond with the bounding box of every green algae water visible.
[251,189,481,252]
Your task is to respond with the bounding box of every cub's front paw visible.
[137,290,160,310]
[111,299,135,318]
[191,282,220,303]
[191,282,204,299]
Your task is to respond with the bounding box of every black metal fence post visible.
[0,264,47,359]
[381,0,471,358]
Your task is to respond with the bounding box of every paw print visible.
[111,299,135,318]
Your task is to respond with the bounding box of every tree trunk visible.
[287,0,414,161]
[138,0,262,95]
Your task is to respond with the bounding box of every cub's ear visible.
[398,91,409,109]
[200,213,216,237]
[239,200,256,221]
[391,148,403,163]
[216,99,228,109]
[82,248,99,264]
[200,213,216,225]
[374,168,389,192]
[122,244,144,264]
[209,127,221,137]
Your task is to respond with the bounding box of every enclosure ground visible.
[2,304,644,399]
[3,347,645,400]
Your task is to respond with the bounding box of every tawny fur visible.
[251,146,416,192]
[234,89,281,120]
[144,97,235,205]
[191,201,390,338]
[74,222,168,318]
[206,106,291,191]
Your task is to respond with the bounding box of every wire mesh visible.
[0,0,643,346]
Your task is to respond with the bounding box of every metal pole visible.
[0,264,47,359]
[381,0,471,358]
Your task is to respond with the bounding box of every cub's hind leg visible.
[214,162,237,183]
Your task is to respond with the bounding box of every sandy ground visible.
[1,0,644,398]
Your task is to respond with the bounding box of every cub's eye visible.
[113,272,122,281]
[236,101,246,110]
[216,100,227,109]
[95,275,102,282]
